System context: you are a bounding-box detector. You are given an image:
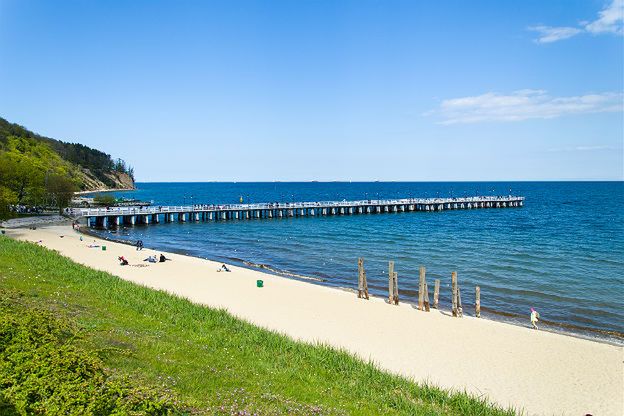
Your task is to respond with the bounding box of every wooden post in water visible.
[388,261,395,304]
[391,271,399,305]
[357,258,369,300]
[418,266,425,310]
[433,279,440,309]
[451,271,458,317]
[475,286,480,318]
[424,278,430,312]
[457,285,463,317]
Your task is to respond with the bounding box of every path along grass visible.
[0,236,516,415]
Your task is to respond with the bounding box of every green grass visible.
[0,235,516,415]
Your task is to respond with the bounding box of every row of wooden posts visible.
[357,258,481,318]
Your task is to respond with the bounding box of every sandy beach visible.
[5,224,623,416]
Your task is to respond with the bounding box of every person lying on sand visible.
[118,256,129,266]
[143,255,157,263]
[87,244,100,248]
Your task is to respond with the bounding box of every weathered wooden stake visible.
[388,261,395,304]
[433,279,440,309]
[357,258,369,299]
[457,285,463,317]
[391,271,399,305]
[423,279,430,312]
[418,266,425,310]
[475,286,480,318]
[451,271,458,317]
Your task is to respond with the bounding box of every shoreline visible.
[75,187,136,195]
[83,225,624,346]
[4,223,623,415]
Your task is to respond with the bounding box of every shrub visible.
[0,292,185,415]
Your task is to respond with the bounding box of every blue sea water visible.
[89,182,624,341]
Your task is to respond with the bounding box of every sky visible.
[0,0,622,181]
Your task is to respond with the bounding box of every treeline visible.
[0,136,79,217]
[0,117,135,219]
[0,117,134,183]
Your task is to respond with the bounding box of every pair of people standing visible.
[136,240,144,250]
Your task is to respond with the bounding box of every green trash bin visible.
[256,280,263,288]
[102,246,107,251]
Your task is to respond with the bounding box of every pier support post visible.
[433,279,440,309]
[475,286,481,318]
[357,258,369,300]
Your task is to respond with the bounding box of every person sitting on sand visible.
[118,256,129,266]
[530,307,540,330]
[219,264,231,272]
[159,254,170,263]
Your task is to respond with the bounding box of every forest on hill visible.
[0,117,135,218]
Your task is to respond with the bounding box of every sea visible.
[87,181,624,343]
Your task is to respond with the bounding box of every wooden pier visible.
[76,196,525,228]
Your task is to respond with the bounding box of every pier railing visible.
[75,196,524,218]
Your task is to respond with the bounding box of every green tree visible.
[46,174,77,214]
[0,154,18,219]
[93,193,117,206]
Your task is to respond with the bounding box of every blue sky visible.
[0,0,622,181]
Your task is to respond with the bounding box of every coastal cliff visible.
[0,117,135,194]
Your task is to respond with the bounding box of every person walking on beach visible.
[136,240,143,251]
[530,307,540,330]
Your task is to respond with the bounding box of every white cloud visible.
[528,25,583,43]
[430,90,623,124]
[585,0,624,34]
[528,0,623,43]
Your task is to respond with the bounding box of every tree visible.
[46,174,77,214]
[93,194,117,206]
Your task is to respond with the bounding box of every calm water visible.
[89,182,624,341]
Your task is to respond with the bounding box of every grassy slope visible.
[0,236,515,415]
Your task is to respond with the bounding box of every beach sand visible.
[5,224,623,415]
